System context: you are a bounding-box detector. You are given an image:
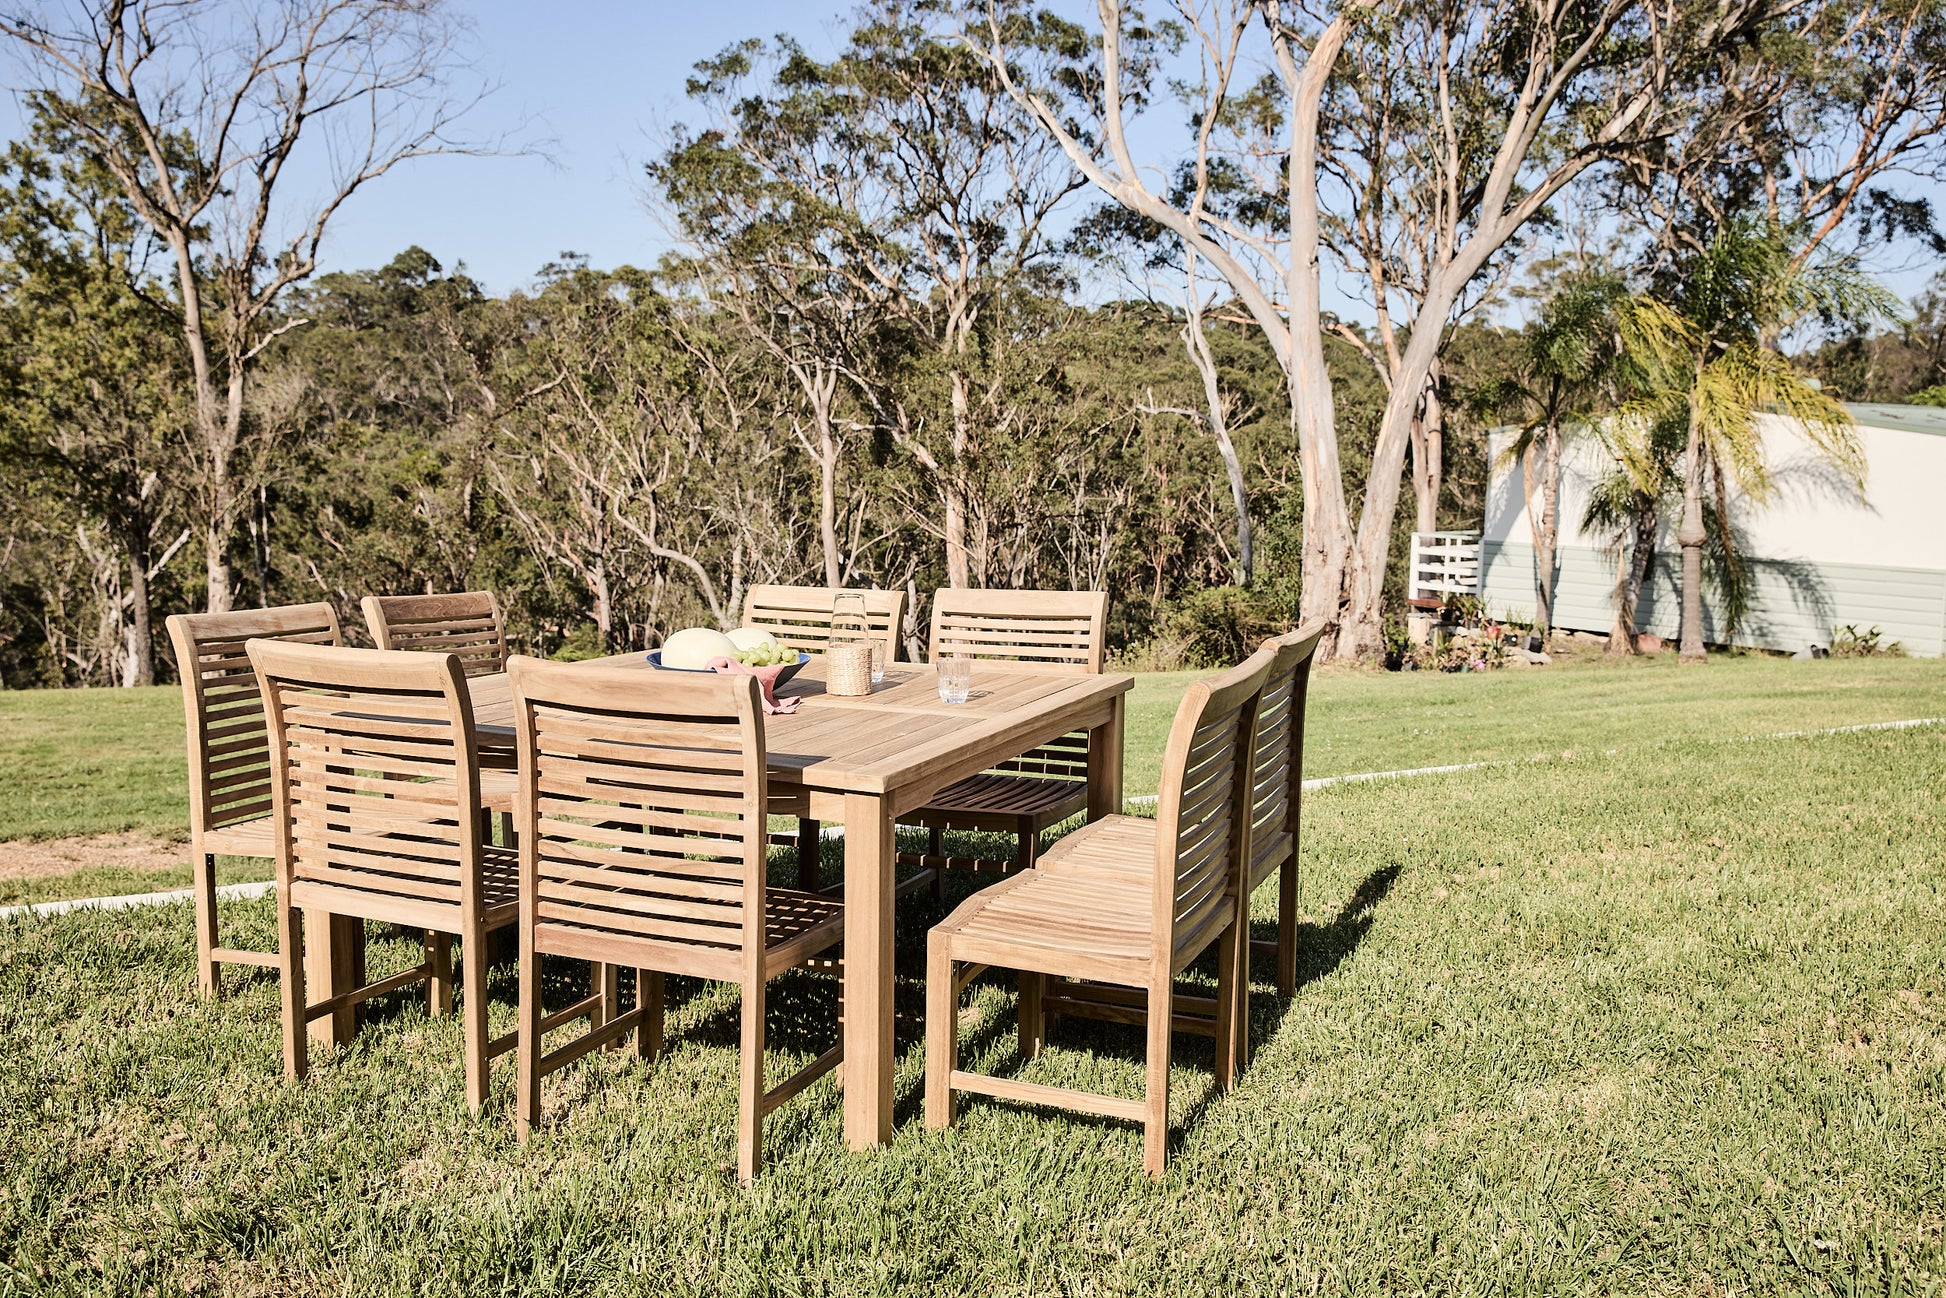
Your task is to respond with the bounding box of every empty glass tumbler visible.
[936,655,971,704]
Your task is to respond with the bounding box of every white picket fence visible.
[1408,531,1482,603]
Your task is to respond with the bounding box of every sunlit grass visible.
[2,723,1940,1293]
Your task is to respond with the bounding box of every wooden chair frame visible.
[166,603,342,998]
[739,584,906,890]
[924,651,1267,1177]
[901,589,1110,898]
[361,591,509,678]
[1033,626,1325,1060]
[1244,625,1325,999]
[250,640,539,1111]
[507,657,844,1183]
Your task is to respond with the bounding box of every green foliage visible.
[1830,623,1905,657]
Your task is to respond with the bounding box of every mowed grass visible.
[1124,651,1945,796]
[2,724,1943,1294]
[3,651,1940,844]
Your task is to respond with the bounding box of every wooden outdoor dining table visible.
[301,652,1132,1151]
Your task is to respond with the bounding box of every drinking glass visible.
[936,654,971,705]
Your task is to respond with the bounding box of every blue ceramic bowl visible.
[646,649,810,690]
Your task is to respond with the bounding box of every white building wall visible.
[1480,408,1946,656]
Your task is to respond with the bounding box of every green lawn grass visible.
[0,686,191,843]
[1126,651,1942,797]
[2,722,1941,1294]
[2,654,1940,907]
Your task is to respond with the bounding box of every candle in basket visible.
[826,640,873,696]
[827,593,875,696]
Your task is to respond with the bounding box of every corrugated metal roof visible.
[1845,403,1946,437]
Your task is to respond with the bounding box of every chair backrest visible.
[248,641,485,921]
[166,603,343,838]
[1151,650,1272,971]
[361,591,507,677]
[928,589,1109,673]
[1248,623,1327,876]
[740,584,904,665]
[507,657,768,978]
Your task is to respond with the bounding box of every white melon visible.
[660,626,737,670]
[726,626,780,653]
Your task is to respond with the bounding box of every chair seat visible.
[931,869,1156,986]
[1046,814,1291,895]
[1035,813,1156,880]
[909,772,1088,832]
[761,888,846,973]
[479,769,516,814]
[200,816,276,859]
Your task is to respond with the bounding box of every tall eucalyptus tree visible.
[976,0,1778,658]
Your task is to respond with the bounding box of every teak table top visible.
[467,655,1133,809]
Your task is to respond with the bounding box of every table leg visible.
[841,791,896,1149]
[1087,694,1126,821]
[304,909,362,1047]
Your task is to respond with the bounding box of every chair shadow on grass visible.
[889,862,1402,1151]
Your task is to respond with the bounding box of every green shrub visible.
[1117,585,1292,670]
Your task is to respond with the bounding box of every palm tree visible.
[1616,221,1892,662]
[1490,276,1684,635]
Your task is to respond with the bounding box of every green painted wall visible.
[1481,540,1946,657]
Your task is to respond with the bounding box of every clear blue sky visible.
[303,1,854,294]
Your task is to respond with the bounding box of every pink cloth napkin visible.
[707,657,801,714]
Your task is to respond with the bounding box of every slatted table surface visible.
[321,653,1133,1151]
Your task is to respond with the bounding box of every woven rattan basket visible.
[826,641,873,696]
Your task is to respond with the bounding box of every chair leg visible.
[737,977,765,1185]
[425,931,454,1017]
[497,811,515,849]
[1277,854,1298,998]
[462,928,491,1114]
[597,963,623,1050]
[1018,970,1046,1060]
[1017,817,1040,872]
[925,941,956,1130]
[796,818,820,891]
[278,900,307,1082]
[515,926,542,1140]
[1235,911,1252,1073]
[637,970,664,1061]
[1214,917,1240,1092]
[928,825,945,903]
[194,852,221,999]
[1144,976,1172,1178]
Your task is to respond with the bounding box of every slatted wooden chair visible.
[1032,627,1324,1064]
[1242,625,1325,1000]
[924,650,1268,1177]
[361,591,508,678]
[740,584,906,890]
[250,641,535,1111]
[902,589,1109,899]
[166,603,343,999]
[507,657,845,1183]
[740,584,905,665]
